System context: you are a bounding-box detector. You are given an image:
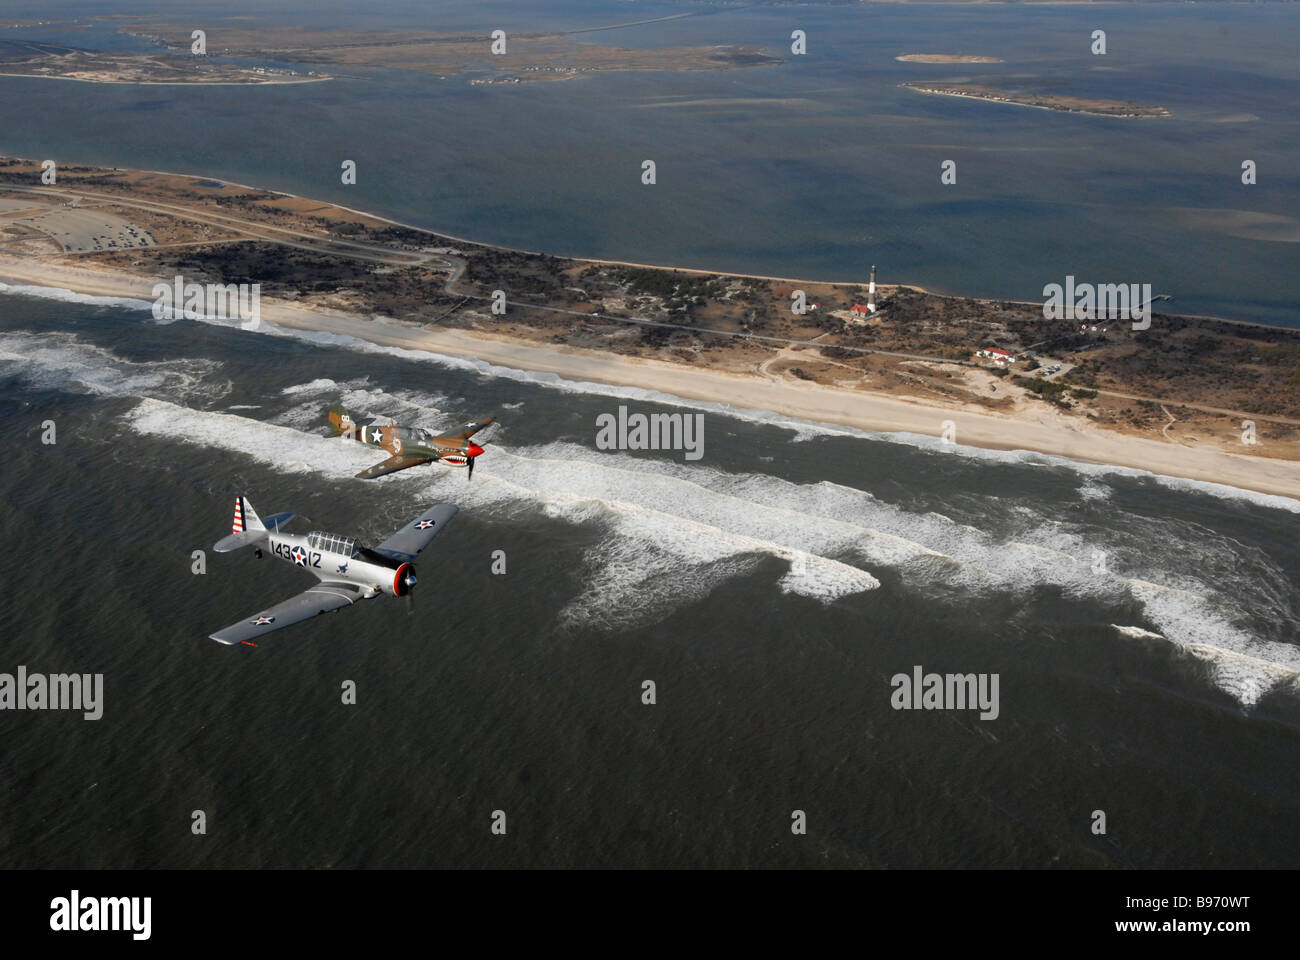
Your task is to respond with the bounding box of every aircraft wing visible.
[209,582,365,645]
[370,503,459,563]
[355,454,432,480]
[444,417,495,441]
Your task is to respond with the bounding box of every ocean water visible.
[1,1,1299,868]
[0,288,1297,867]
[0,1,1298,325]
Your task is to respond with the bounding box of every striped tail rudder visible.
[232,496,265,533]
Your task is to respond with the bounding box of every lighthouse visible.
[867,264,877,313]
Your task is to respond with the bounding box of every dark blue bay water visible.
[1,1,1298,324]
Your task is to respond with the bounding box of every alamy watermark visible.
[1042,275,1152,330]
[595,406,704,461]
[152,274,261,330]
[50,891,150,940]
[890,665,999,720]
[0,666,102,720]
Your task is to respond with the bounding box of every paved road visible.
[1091,387,1300,427]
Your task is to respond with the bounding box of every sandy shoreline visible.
[0,73,331,86]
[900,84,1172,119]
[2,255,1297,501]
[0,155,1282,330]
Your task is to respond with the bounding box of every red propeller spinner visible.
[464,441,485,480]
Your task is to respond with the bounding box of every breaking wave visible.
[124,398,880,627]
[0,282,155,312]
[6,327,1297,705]
[119,394,1300,705]
[0,330,228,403]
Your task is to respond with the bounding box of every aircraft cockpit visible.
[307,532,359,557]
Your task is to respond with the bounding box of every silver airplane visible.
[208,495,457,646]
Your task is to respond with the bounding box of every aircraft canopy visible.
[307,531,358,557]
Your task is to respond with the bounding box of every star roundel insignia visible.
[291,546,307,566]
[252,616,275,625]
[414,519,435,529]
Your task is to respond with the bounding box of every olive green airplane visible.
[328,403,495,480]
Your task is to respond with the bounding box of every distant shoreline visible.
[896,54,1003,63]
[901,82,1171,119]
[1,153,1281,333]
[0,72,331,86]
[0,153,1282,333]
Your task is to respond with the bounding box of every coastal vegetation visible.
[1,158,1295,458]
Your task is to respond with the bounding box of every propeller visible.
[401,567,417,613]
[465,441,485,481]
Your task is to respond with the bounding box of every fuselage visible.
[352,424,475,466]
[265,530,412,597]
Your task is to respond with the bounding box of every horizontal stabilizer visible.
[216,497,291,551]
[260,511,295,532]
[214,530,267,553]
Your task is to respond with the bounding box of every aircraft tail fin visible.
[233,494,264,532]
[214,496,293,552]
[328,402,373,437]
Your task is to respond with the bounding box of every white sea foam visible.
[0,282,254,326]
[0,282,155,312]
[1078,478,1112,502]
[0,330,228,402]
[1112,624,1164,640]
[118,395,1300,704]
[124,398,880,625]
[128,397,379,476]
[1183,643,1300,707]
[271,377,453,432]
[4,287,1295,512]
[9,327,1298,705]
[493,442,1300,701]
[281,378,341,396]
[1125,579,1300,705]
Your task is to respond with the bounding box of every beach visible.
[2,252,1295,500]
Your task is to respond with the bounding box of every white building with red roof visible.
[976,347,1016,366]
